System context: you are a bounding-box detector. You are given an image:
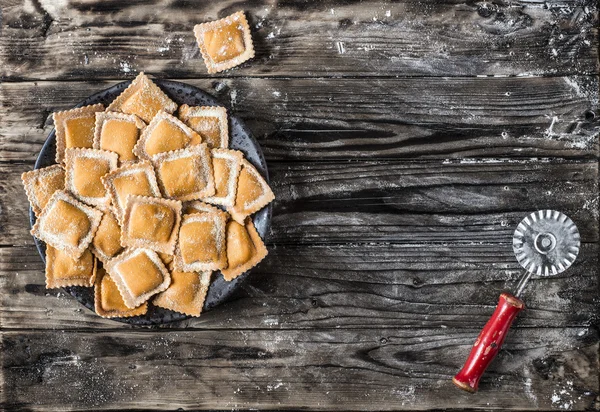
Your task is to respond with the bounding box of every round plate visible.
[30,79,272,325]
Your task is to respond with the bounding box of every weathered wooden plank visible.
[267,159,599,243]
[2,159,596,329]
[3,157,597,328]
[1,77,599,162]
[1,328,597,411]
[2,160,598,247]
[1,241,597,330]
[1,0,598,79]
[1,1,597,410]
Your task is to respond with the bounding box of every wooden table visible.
[1,1,598,410]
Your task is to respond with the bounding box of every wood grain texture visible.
[1,159,598,329]
[2,0,599,409]
[267,160,600,243]
[2,87,598,408]
[1,76,599,162]
[1,242,598,330]
[1,328,597,411]
[2,160,599,246]
[1,0,598,79]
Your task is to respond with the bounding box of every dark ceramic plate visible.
[30,79,271,326]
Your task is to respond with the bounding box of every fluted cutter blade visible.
[512,210,580,277]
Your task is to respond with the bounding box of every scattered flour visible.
[544,115,560,137]
[391,386,416,406]
[551,389,573,410]
[262,317,279,326]
[581,196,599,220]
[213,82,227,92]
[522,369,538,407]
[563,77,599,106]
[551,380,585,410]
[266,381,286,391]
[229,89,238,108]
[119,61,132,73]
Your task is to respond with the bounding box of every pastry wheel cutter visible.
[453,210,580,393]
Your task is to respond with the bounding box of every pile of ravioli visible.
[22,72,274,319]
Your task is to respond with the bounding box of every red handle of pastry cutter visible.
[452,292,525,393]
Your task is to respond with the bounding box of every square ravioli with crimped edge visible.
[194,11,254,74]
[227,159,275,224]
[94,111,146,164]
[21,165,65,217]
[105,248,171,309]
[174,209,228,272]
[151,145,215,201]
[90,210,124,263]
[45,245,97,288]
[31,190,103,259]
[153,271,212,317]
[101,161,162,225]
[121,195,182,255]
[204,149,243,207]
[106,72,177,123]
[133,110,202,160]
[221,218,268,281]
[64,148,118,210]
[53,103,105,163]
[94,266,148,318]
[178,104,229,149]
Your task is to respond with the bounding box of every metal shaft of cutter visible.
[514,270,534,298]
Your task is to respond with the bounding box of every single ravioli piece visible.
[194,11,255,74]
[94,266,148,318]
[90,210,124,263]
[174,209,228,272]
[45,245,97,288]
[101,161,162,224]
[178,104,229,149]
[133,111,202,160]
[94,111,146,164]
[154,270,212,317]
[204,149,243,208]
[121,195,182,255]
[31,190,103,259]
[227,159,275,224]
[105,248,171,309]
[21,165,65,217]
[53,103,105,163]
[64,148,119,210]
[152,145,215,201]
[221,218,268,281]
[106,72,177,123]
